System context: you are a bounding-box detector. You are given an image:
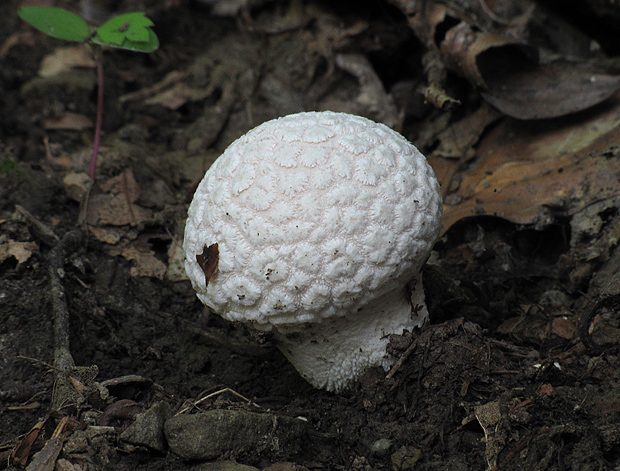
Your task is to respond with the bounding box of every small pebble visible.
[370,438,392,455]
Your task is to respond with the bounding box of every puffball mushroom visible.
[184,111,442,392]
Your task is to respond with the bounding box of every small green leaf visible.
[92,28,159,52]
[18,6,90,42]
[93,13,158,52]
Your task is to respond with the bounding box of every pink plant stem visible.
[89,57,104,181]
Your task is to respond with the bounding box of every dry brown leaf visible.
[10,418,48,467]
[121,246,167,279]
[86,192,152,227]
[430,103,501,159]
[120,70,190,104]
[432,93,620,234]
[551,317,577,340]
[592,321,620,347]
[404,3,538,93]
[44,112,93,131]
[0,30,36,60]
[86,170,152,227]
[88,226,123,244]
[143,82,211,110]
[23,436,64,471]
[482,61,620,119]
[0,240,37,265]
[99,170,140,202]
[39,44,96,78]
[62,172,92,202]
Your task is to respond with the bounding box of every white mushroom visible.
[184,111,443,392]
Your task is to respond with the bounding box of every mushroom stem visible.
[272,275,428,392]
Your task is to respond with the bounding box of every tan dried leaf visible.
[0,240,37,265]
[39,44,96,78]
[121,246,167,279]
[45,112,93,131]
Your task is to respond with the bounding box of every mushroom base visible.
[272,276,428,392]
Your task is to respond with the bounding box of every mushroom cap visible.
[184,111,442,329]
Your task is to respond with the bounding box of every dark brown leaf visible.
[482,61,620,119]
[196,243,219,287]
[96,399,143,426]
[11,418,48,467]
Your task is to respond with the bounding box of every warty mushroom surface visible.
[184,111,443,392]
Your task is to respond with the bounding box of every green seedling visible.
[18,7,159,181]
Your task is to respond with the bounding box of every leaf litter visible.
[2,0,620,470]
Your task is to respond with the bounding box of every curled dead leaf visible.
[441,22,538,89]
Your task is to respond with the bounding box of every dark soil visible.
[2,1,620,470]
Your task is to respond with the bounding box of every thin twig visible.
[176,388,261,415]
[386,339,418,380]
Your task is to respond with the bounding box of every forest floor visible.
[2,1,620,470]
